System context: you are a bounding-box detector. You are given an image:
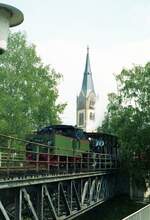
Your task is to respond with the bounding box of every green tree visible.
[100,64,150,163]
[0,32,66,138]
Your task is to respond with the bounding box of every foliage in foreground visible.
[99,63,150,172]
[0,32,66,138]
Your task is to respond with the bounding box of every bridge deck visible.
[0,170,115,189]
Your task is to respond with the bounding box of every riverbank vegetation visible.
[98,63,150,178]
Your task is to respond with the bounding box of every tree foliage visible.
[0,32,66,138]
[101,63,150,164]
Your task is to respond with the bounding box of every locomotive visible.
[26,125,118,170]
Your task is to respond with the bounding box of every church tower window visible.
[89,112,95,120]
[79,112,84,126]
[89,99,95,109]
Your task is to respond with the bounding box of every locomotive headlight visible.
[0,3,24,54]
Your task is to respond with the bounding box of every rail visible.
[122,204,150,220]
[0,133,118,177]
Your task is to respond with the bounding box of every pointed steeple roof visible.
[81,46,95,97]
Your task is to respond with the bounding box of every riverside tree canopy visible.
[0,32,66,138]
[100,63,150,163]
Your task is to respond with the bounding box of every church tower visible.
[76,47,96,132]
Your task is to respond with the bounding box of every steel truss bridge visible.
[0,134,119,220]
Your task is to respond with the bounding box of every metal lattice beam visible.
[59,182,71,215]
[22,188,39,220]
[36,185,44,220]
[0,201,10,220]
[43,185,58,220]
[0,173,117,220]
[71,181,81,210]
[15,189,22,220]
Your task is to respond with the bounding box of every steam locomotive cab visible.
[85,132,118,168]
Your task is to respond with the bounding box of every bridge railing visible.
[0,133,118,177]
[122,204,150,220]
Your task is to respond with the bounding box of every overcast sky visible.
[1,0,150,127]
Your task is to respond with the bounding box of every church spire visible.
[84,46,91,74]
[76,47,96,132]
[81,46,95,97]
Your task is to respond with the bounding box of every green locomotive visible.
[26,125,118,170]
[26,125,90,167]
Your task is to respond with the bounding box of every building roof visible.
[81,47,95,97]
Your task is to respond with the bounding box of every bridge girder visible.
[0,172,117,220]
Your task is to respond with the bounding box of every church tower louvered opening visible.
[76,47,96,132]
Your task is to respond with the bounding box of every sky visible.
[1,0,150,127]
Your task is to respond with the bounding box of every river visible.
[76,196,144,220]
